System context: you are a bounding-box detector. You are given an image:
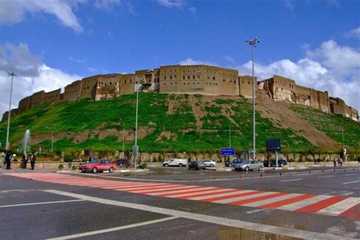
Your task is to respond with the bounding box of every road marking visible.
[246,208,265,214]
[0,189,40,193]
[280,178,303,182]
[318,175,334,179]
[296,196,346,213]
[46,216,178,240]
[187,190,255,201]
[212,192,277,204]
[243,193,302,207]
[0,199,84,208]
[277,195,332,211]
[167,188,235,198]
[45,190,357,240]
[344,173,358,177]
[260,194,313,209]
[318,197,360,216]
[231,193,286,206]
[131,185,196,194]
[148,187,216,197]
[343,179,360,185]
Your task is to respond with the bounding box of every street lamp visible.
[133,82,143,169]
[246,37,260,160]
[5,72,15,151]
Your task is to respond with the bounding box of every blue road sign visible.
[220,147,236,156]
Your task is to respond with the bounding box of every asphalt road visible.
[1,167,360,240]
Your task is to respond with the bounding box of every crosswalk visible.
[7,173,360,220]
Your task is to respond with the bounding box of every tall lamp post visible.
[246,38,260,160]
[5,72,16,151]
[133,82,143,169]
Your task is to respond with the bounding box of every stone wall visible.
[260,75,357,121]
[159,65,240,96]
[238,76,253,98]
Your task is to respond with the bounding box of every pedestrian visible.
[5,151,12,170]
[21,154,28,169]
[30,153,36,170]
[333,159,337,169]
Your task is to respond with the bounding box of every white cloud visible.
[179,58,215,66]
[156,0,185,8]
[349,27,360,39]
[238,40,360,110]
[94,0,122,9]
[0,43,80,115]
[0,0,83,31]
[0,0,124,32]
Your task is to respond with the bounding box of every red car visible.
[79,160,116,173]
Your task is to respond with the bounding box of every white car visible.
[162,159,188,167]
[202,160,216,168]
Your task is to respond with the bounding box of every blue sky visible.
[0,0,360,114]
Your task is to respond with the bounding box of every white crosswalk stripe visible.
[277,195,332,211]
[318,197,360,216]
[166,188,235,198]
[213,192,278,204]
[147,187,216,196]
[187,190,255,201]
[243,193,302,207]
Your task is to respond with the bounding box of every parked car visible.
[188,160,206,170]
[162,159,188,167]
[233,160,263,171]
[202,160,216,168]
[230,159,244,169]
[79,160,115,173]
[263,159,288,167]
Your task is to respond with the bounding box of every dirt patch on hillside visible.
[256,90,340,150]
[156,131,177,142]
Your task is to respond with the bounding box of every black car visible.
[188,160,206,170]
[263,159,288,167]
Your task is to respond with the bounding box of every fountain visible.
[23,129,31,158]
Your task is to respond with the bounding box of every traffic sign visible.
[220,147,236,156]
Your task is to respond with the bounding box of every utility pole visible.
[246,37,260,160]
[5,72,15,151]
[228,125,232,147]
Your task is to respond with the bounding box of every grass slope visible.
[0,93,321,153]
[291,104,360,151]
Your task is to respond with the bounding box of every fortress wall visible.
[317,90,330,113]
[95,74,121,100]
[63,80,81,101]
[330,97,346,115]
[265,76,296,102]
[159,65,239,96]
[79,76,98,99]
[239,76,253,98]
[30,91,45,107]
[18,96,32,112]
[42,88,62,104]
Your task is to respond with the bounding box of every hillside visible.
[0,93,359,154]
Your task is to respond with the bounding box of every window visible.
[213,76,215,80]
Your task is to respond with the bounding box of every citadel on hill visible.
[2,64,359,122]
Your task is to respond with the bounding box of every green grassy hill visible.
[0,93,359,154]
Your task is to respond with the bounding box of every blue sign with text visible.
[220,147,236,156]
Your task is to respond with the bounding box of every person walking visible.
[30,153,36,170]
[5,151,12,170]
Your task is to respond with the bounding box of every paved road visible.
[1,168,360,240]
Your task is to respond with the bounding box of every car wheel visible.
[109,168,113,173]
[92,168,97,174]
[163,164,168,167]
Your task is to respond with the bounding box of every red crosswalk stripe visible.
[230,192,286,206]
[204,191,259,202]
[296,196,347,213]
[260,194,313,209]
